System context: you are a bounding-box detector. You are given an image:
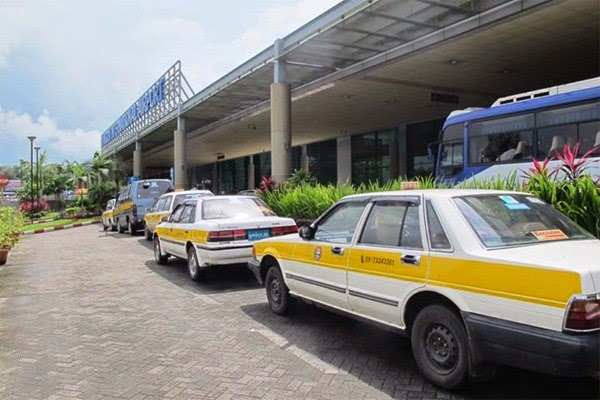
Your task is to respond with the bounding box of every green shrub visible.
[0,207,25,249]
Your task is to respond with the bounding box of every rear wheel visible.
[117,219,125,233]
[144,224,152,241]
[411,305,470,389]
[265,265,295,315]
[187,246,204,282]
[110,219,117,232]
[154,237,168,265]
[128,219,136,236]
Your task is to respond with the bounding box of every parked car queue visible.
[101,181,600,389]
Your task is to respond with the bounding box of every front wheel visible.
[154,237,168,265]
[117,220,125,234]
[265,265,295,315]
[187,246,204,282]
[411,305,470,389]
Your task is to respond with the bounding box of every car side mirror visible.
[299,226,315,240]
[160,216,169,223]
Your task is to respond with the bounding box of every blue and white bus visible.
[436,77,600,184]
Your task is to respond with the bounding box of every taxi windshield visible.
[202,198,275,220]
[454,194,593,248]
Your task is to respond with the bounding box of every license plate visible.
[248,229,270,241]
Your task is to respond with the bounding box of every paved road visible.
[0,225,598,400]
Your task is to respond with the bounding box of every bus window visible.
[440,142,463,176]
[580,121,600,155]
[537,102,600,156]
[537,125,577,158]
[469,114,534,164]
[438,124,463,177]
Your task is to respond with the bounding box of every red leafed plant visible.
[259,175,275,192]
[19,199,49,214]
[554,142,599,182]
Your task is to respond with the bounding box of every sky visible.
[0,0,340,166]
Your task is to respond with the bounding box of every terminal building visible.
[101,0,599,192]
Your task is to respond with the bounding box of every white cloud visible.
[0,0,342,164]
[0,106,100,162]
[232,0,340,59]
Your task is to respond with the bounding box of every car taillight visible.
[208,229,247,242]
[564,294,600,332]
[271,225,298,236]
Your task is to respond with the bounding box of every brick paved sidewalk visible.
[0,226,597,400]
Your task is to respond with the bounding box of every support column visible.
[174,116,187,189]
[247,156,255,189]
[300,145,309,172]
[270,39,292,184]
[270,82,292,184]
[337,136,351,186]
[133,141,143,179]
[397,124,408,178]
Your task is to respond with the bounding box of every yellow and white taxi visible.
[101,198,116,231]
[143,189,214,240]
[248,189,600,389]
[153,195,297,282]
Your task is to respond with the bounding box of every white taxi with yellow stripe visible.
[143,189,213,240]
[248,189,600,389]
[153,195,297,281]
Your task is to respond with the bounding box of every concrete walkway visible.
[0,226,597,400]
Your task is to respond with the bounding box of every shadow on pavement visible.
[144,258,261,295]
[241,301,599,400]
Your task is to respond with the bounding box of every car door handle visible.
[184,230,189,234]
[401,254,420,266]
[331,246,344,255]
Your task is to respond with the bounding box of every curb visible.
[22,220,101,235]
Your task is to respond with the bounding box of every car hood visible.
[487,239,600,291]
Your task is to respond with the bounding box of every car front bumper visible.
[247,258,262,285]
[464,312,600,377]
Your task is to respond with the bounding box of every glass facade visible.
[307,139,337,184]
[351,129,398,184]
[179,117,442,192]
[406,118,443,178]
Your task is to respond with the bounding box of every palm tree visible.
[68,161,88,201]
[90,151,113,185]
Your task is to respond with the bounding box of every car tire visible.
[144,224,152,241]
[117,220,125,234]
[265,265,295,315]
[128,219,136,236]
[411,304,470,390]
[187,246,205,282]
[154,237,168,265]
[111,222,117,232]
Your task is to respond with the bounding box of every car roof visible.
[341,189,530,201]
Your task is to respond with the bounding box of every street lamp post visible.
[27,136,36,223]
[34,146,41,210]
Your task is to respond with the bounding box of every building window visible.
[351,129,396,184]
[406,119,443,178]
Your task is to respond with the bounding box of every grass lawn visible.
[21,217,100,232]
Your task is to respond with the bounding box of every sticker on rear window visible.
[504,203,530,210]
[531,229,568,241]
[526,196,545,204]
[499,195,518,204]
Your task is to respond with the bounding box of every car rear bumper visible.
[464,312,600,377]
[197,244,253,266]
